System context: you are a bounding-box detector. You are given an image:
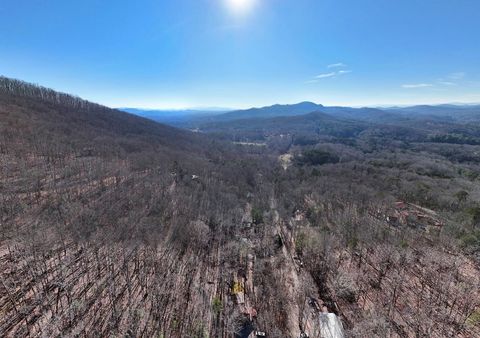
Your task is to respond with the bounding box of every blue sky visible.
[1,0,479,109]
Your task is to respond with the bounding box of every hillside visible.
[135,102,480,134]
[1,77,480,338]
[167,102,404,130]
[209,102,480,124]
[0,77,270,337]
[213,102,323,121]
[0,77,214,160]
[197,111,370,145]
[386,104,480,122]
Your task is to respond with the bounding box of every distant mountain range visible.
[3,76,480,338]
[385,104,480,122]
[124,101,480,129]
[119,108,231,126]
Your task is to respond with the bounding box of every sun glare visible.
[226,0,256,15]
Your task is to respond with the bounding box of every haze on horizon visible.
[1,0,479,109]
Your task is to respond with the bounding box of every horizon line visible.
[115,100,480,112]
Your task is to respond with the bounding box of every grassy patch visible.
[466,309,480,327]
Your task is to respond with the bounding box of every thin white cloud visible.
[316,72,337,79]
[308,65,352,83]
[402,83,433,89]
[328,63,347,68]
[449,72,466,80]
[438,81,457,86]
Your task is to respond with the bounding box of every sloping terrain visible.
[166,102,407,130]
[0,77,264,337]
[386,104,480,122]
[1,77,480,338]
[199,102,324,122]
[196,112,369,143]
[0,77,215,162]
[188,102,401,125]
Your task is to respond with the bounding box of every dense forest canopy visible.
[1,77,480,338]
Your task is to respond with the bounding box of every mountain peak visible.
[296,101,323,108]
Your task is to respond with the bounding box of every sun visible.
[225,0,257,15]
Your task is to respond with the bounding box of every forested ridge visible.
[1,77,479,338]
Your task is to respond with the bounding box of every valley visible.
[1,77,480,337]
